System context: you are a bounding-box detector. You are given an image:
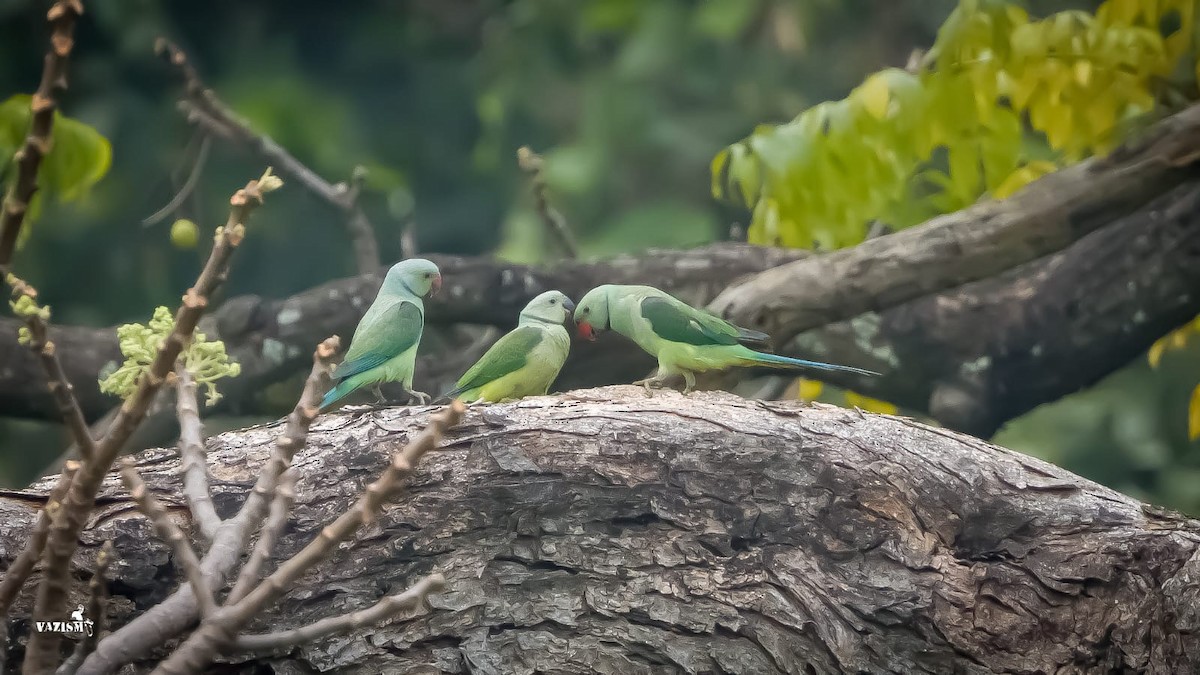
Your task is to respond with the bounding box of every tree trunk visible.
[2,388,1199,673]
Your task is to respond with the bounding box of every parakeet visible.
[320,258,441,409]
[573,284,878,394]
[442,290,575,403]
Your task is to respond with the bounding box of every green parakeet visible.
[321,258,441,409]
[573,284,878,394]
[442,290,575,402]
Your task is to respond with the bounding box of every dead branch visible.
[141,132,211,228]
[22,170,281,672]
[517,146,579,258]
[154,38,380,273]
[0,0,84,267]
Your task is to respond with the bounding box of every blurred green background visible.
[1,0,1197,512]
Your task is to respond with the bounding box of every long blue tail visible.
[747,351,880,377]
[320,380,356,409]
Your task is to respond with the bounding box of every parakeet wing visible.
[639,296,750,346]
[333,300,423,380]
[451,326,544,392]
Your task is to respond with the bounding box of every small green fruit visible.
[171,218,199,249]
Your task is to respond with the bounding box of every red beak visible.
[578,321,596,341]
[430,274,442,297]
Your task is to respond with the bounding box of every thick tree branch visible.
[3,389,1199,673]
[56,540,111,675]
[154,38,380,273]
[0,0,83,267]
[709,102,1200,343]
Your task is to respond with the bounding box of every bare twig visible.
[142,133,211,227]
[25,170,281,673]
[157,401,464,673]
[175,366,221,541]
[56,540,113,675]
[224,470,295,605]
[0,0,84,267]
[119,459,216,617]
[0,461,78,672]
[155,38,380,273]
[517,146,579,259]
[77,337,339,675]
[232,573,446,652]
[6,275,95,462]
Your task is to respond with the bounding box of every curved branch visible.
[2,389,1198,673]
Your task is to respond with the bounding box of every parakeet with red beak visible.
[573,284,878,395]
[321,258,442,408]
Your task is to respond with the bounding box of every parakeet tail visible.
[320,380,356,409]
[745,351,880,377]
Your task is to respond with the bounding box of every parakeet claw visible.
[632,377,663,397]
[404,388,431,405]
[371,385,387,404]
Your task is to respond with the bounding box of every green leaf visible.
[0,94,112,206]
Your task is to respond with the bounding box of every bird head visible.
[573,286,612,341]
[384,258,442,298]
[519,290,575,326]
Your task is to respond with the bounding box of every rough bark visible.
[1,388,1199,673]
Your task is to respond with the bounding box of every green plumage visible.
[442,291,574,403]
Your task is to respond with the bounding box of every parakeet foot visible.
[371,385,387,404]
[681,372,696,395]
[632,377,666,397]
[403,388,431,405]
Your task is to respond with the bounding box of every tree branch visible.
[23,170,281,673]
[0,0,83,267]
[231,573,445,652]
[74,337,339,675]
[0,461,77,672]
[224,470,294,606]
[158,402,463,673]
[55,540,112,675]
[517,146,579,258]
[709,102,1200,344]
[154,38,380,273]
[119,460,215,617]
[174,367,221,541]
[4,389,1199,672]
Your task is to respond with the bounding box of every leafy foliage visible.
[0,94,112,237]
[1150,316,1200,441]
[712,0,1195,249]
[99,306,240,406]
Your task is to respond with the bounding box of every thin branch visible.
[77,336,339,675]
[25,170,282,673]
[0,460,78,673]
[56,540,113,675]
[6,274,95,462]
[119,459,216,617]
[142,133,211,228]
[155,38,380,273]
[175,366,221,541]
[156,401,465,674]
[0,0,84,267]
[224,470,295,606]
[517,146,579,259]
[232,573,446,652]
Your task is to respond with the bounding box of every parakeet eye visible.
[549,299,557,305]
